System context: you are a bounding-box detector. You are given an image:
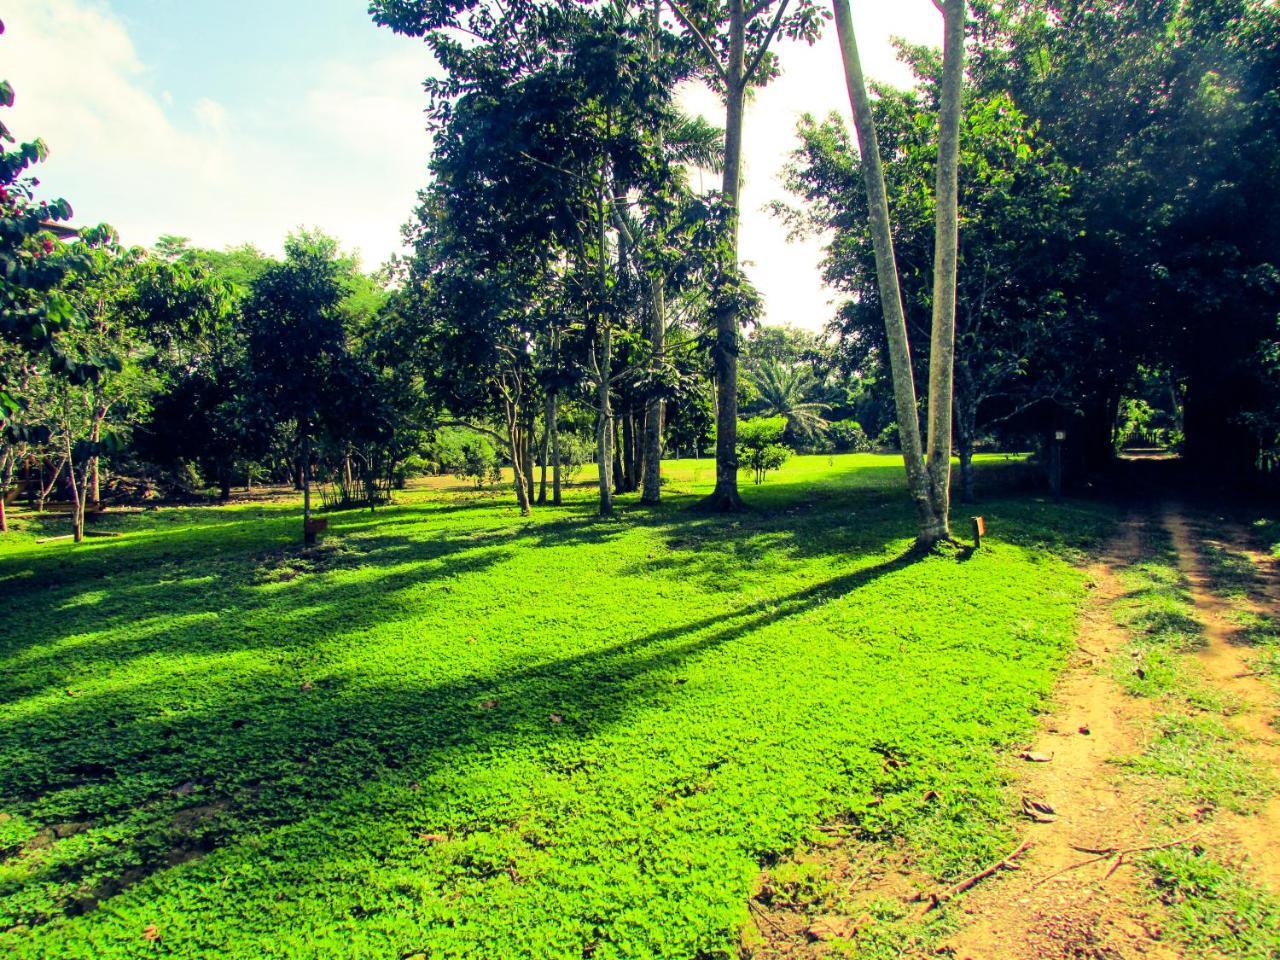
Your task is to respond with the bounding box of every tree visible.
[660,0,826,509]
[831,0,966,548]
[969,0,1280,486]
[245,232,351,545]
[783,85,1079,500]
[745,357,828,441]
[736,415,789,484]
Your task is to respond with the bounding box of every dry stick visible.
[1037,836,1197,888]
[747,899,781,931]
[917,839,1033,912]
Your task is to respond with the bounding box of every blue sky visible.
[5,0,939,328]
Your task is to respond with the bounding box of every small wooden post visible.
[971,515,986,549]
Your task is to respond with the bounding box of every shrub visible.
[827,420,873,453]
[736,416,790,485]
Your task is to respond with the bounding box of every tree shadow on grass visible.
[0,533,920,931]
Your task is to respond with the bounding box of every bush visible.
[736,416,790,485]
[827,420,873,454]
[433,428,503,488]
[876,422,900,451]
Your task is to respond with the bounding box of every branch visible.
[664,0,729,83]
[916,840,1032,912]
[931,0,945,13]
[1035,836,1197,888]
[744,0,791,84]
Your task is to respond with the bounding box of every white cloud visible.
[3,0,432,267]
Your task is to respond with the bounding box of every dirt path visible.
[1163,506,1280,894]
[744,503,1279,959]
[942,515,1177,960]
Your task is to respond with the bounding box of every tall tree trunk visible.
[0,449,10,534]
[622,408,637,493]
[538,392,551,505]
[833,0,937,546]
[504,399,532,517]
[613,416,625,495]
[596,327,614,516]
[89,420,100,507]
[705,1,747,511]
[923,0,966,535]
[956,397,977,504]
[302,428,315,545]
[550,389,562,505]
[523,407,536,506]
[65,439,84,543]
[640,276,666,504]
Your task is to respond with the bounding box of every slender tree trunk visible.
[641,276,666,504]
[550,390,562,505]
[705,1,747,511]
[956,399,977,504]
[0,449,10,534]
[538,393,551,505]
[596,327,614,516]
[622,408,637,493]
[923,0,966,534]
[504,400,532,517]
[523,407,536,507]
[65,439,84,543]
[302,428,315,546]
[833,0,937,545]
[89,434,99,506]
[612,414,625,496]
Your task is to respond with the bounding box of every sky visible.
[4,0,941,331]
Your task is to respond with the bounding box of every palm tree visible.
[747,358,829,440]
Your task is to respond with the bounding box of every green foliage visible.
[0,454,1109,958]
[825,420,873,454]
[434,428,503,488]
[744,358,828,442]
[735,416,789,484]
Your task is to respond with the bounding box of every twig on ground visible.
[917,840,1033,912]
[748,899,782,931]
[1038,836,1196,888]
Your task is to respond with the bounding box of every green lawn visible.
[0,454,1115,959]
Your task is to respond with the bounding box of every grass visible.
[0,454,1115,959]
[1107,508,1280,957]
[1119,713,1274,814]
[1110,521,1230,713]
[1142,845,1280,960]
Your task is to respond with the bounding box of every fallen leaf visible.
[479,699,498,710]
[1021,796,1057,822]
[548,713,564,724]
[142,924,161,941]
[417,832,447,843]
[807,915,858,942]
[1017,751,1053,763]
[300,682,314,693]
